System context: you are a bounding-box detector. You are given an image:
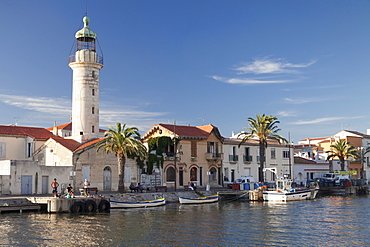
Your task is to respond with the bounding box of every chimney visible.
[53,126,59,136]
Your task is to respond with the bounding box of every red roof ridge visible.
[75,137,106,151]
[0,125,55,139]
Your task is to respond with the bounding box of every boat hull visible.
[179,195,219,204]
[110,198,166,208]
[263,189,318,202]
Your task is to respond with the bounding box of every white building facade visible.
[223,137,294,183]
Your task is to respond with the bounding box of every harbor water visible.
[1,196,370,246]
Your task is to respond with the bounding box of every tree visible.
[136,136,173,174]
[327,139,358,171]
[97,123,147,193]
[238,114,288,182]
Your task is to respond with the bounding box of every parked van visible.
[234,176,255,183]
[322,173,339,181]
[334,175,350,185]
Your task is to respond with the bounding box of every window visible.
[92,125,95,133]
[92,71,95,78]
[190,167,197,181]
[166,167,175,182]
[207,142,219,154]
[92,88,95,96]
[271,148,276,159]
[27,143,32,158]
[243,147,252,162]
[191,141,197,157]
[283,150,289,159]
[0,142,6,158]
[92,107,95,114]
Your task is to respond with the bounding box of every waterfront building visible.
[297,130,370,179]
[293,156,329,185]
[0,125,71,194]
[224,134,294,183]
[142,123,224,190]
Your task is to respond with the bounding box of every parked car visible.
[234,176,255,183]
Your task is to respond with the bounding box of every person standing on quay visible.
[50,178,59,197]
[83,179,90,196]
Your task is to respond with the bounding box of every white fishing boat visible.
[179,195,219,204]
[262,168,319,202]
[110,198,166,208]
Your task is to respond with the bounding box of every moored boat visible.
[179,195,219,204]
[110,198,166,208]
[262,168,319,202]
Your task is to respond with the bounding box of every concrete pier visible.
[28,197,110,213]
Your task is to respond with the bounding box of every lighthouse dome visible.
[75,16,97,41]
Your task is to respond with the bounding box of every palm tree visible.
[97,123,147,193]
[327,139,358,171]
[238,114,288,182]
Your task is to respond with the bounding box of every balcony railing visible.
[68,54,104,65]
[163,152,180,161]
[243,155,252,162]
[206,152,223,160]
[229,155,239,162]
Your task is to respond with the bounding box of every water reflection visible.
[1,197,370,246]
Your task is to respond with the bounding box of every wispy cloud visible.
[0,94,70,116]
[0,94,167,131]
[211,56,316,85]
[282,84,343,92]
[277,111,296,117]
[211,76,291,84]
[284,97,325,104]
[234,57,316,75]
[290,116,364,125]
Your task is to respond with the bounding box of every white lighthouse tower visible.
[69,16,103,143]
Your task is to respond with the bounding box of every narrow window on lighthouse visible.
[92,88,95,96]
[92,71,95,78]
[92,125,95,133]
[92,107,95,114]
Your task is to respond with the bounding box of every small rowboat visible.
[179,195,219,204]
[110,198,166,208]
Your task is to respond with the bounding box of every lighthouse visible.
[69,16,103,143]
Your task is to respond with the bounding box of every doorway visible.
[103,167,112,191]
[21,175,32,194]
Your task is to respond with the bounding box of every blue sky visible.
[1,1,370,143]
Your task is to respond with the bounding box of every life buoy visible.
[85,200,97,212]
[98,199,110,212]
[70,201,85,213]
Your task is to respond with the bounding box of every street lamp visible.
[171,121,177,191]
[358,147,364,179]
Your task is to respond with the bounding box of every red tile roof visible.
[46,122,72,131]
[46,122,105,133]
[75,137,106,152]
[343,130,370,139]
[160,124,209,138]
[294,156,318,164]
[0,125,55,140]
[143,123,223,140]
[50,136,81,151]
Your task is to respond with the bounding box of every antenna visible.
[14,117,19,126]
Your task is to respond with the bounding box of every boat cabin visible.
[276,178,293,191]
